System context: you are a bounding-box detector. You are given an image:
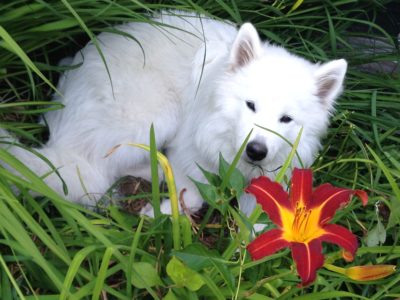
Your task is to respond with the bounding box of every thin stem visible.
[233,248,246,300]
[323,263,346,275]
[242,269,293,298]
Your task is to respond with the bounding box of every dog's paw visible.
[253,223,268,233]
[140,202,155,217]
[139,200,173,217]
[159,200,173,215]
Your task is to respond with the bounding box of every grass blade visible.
[91,247,115,300]
[0,26,59,95]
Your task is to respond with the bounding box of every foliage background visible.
[0,0,399,299]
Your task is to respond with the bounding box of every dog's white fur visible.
[0,12,347,215]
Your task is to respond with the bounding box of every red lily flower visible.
[246,168,368,286]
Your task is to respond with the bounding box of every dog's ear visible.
[315,59,347,109]
[229,23,262,71]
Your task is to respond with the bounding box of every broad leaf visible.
[191,180,219,210]
[366,219,386,247]
[388,196,400,229]
[172,244,235,293]
[229,206,251,243]
[228,168,246,199]
[166,256,204,291]
[131,262,163,289]
[163,289,178,300]
[196,163,221,186]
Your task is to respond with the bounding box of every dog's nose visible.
[246,141,268,161]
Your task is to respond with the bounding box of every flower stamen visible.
[290,201,314,242]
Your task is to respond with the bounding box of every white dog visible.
[0,12,347,216]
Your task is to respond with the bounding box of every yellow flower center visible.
[282,202,324,243]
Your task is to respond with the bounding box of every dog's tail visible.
[0,128,109,206]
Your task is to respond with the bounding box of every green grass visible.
[0,0,399,299]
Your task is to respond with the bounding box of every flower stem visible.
[323,263,346,275]
[243,270,293,297]
[249,205,262,224]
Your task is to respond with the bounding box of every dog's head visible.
[195,23,347,179]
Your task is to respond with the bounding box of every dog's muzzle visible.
[246,141,268,161]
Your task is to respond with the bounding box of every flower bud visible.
[345,265,396,281]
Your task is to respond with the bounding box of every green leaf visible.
[173,243,225,271]
[194,153,245,212]
[173,244,235,293]
[132,262,163,289]
[220,130,252,191]
[127,216,145,298]
[218,153,229,179]
[180,215,193,247]
[200,274,225,300]
[1,3,44,22]
[0,26,60,95]
[388,196,400,229]
[30,18,79,32]
[247,294,274,300]
[293,291,368,300]
[228,167,246,199]
[0,255,26,300]
[191,180,219,209]
[92,247,115,300]
[166,256,204,291]
[150,124,161,219]
[172,245,209,270]
[275,127,303,183]
[108,205,137,230]
[228,206,251,243]
[196,163,221,186]
[163,289,178,300]
[367,145,400,228]
[289,0,304,13]
[365,220,386,247]
[60,245,101,300]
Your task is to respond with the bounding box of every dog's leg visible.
[0,136,111,206]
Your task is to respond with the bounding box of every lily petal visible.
[310,183,368,224]
[319,224,358,260]
[247,229,290,260]
[291,240,324,286]
[290,168,313,208]
[246,176,292,227]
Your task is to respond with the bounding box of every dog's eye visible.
[246,100,256,112]
[280,115,293,123]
